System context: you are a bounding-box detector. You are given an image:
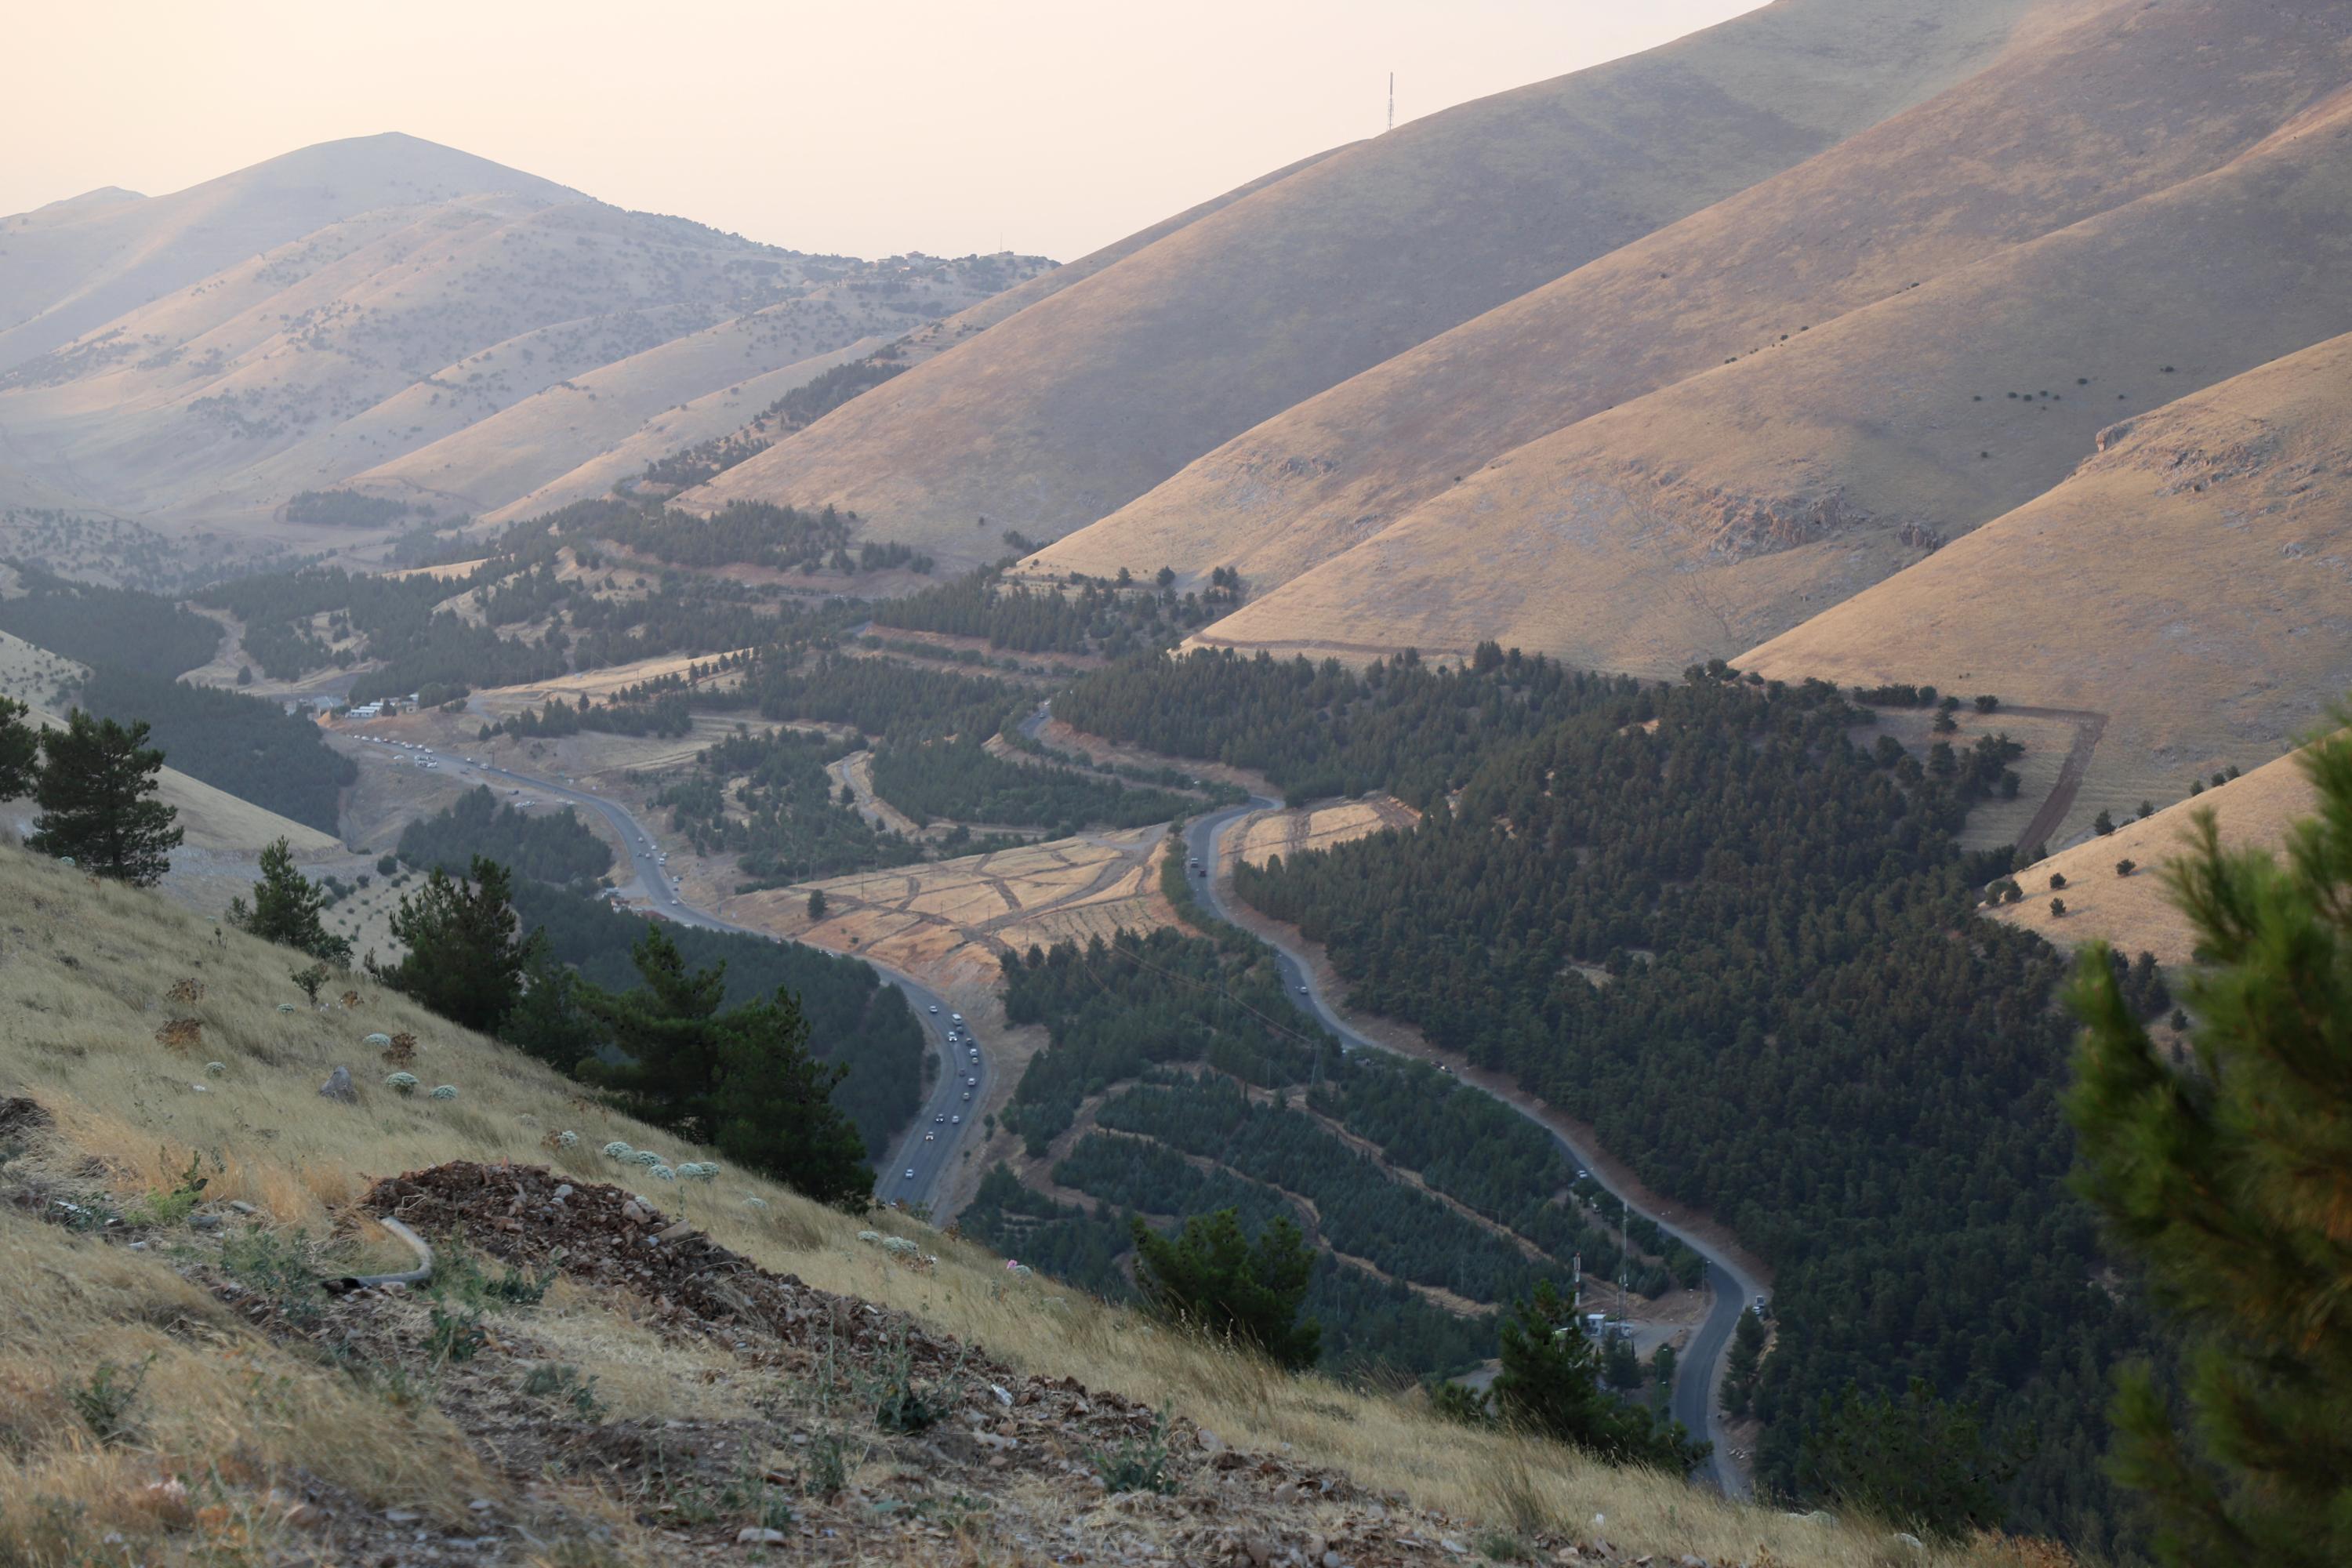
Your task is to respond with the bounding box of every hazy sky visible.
[9,1,1759,261]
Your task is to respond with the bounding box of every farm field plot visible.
[724,828,1182,997]
[1232,794,1421,868]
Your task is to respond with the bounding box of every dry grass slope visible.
[1741,328,2352,844]
[0,843,2025,1565]
[1988,746,2323,964]
[688,0,2094,565]
[1034,0,2325,601]
[1196,71,2352,677]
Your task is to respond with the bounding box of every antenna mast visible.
[1387,73,1395,132]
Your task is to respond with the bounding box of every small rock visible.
[655,1219,694,1243]
[1323,1554,1344,1568]
[228,1200,256,1214]
[622,1201,648,1225]
[384,1508,422,1524]
[318,1065,358,1103]
[1242,1540,1272,1568]
[552,1184,572,1201]
[990,1383,1014,1406]
[1195,1425,1225,1453]
[281,1503,331,1530]
[1892,1533,1925,1551]
[737,1526,787,1544]
[189,1212,223,1231]
[468,1498,495,1514]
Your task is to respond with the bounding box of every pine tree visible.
[0,695,38,799]
[1721,1304,1766,1417]
[238,836,350,964]
[579,927,870,1206]
[710,990,870,1207]
[2067,731,2352,1567]
[1792,1377,2016,1541]
[27,710,182,886]
[1493,1279,1708,1472]
[1129,1207,1322,1370]
[369,856,529,1033]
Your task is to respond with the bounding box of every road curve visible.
[370,737,984,1211]
[1183,796,1763,1496]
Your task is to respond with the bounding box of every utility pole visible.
[1619,1196,1629,1334]
[1388,73,1395,133]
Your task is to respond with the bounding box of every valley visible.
[8,7,2352,1560]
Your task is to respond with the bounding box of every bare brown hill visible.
[0,145,1047,543]
[0,133,576,372]
[1196,77,2352,679]
[1033,0,2335,599]
[1739,328,2352,844]
[686,0,2100,568]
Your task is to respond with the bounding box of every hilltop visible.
[0,841,1976,1566]
[1032,0,2328,599]
[0,136,1048,551]
[683,0,2094,566]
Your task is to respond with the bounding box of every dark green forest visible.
[284,489,415,528]
[397,786,616,885]
[655,725,927,885]
[1155,662,2140,1548]
[0,567,220,681]
[78,668,354,833]
[506,880,926,1158]
[869,567,1239,658]
[867,737,1200,832]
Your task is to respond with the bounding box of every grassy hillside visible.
[0,133,576,372]
[0,143,1049,543]
[0,841,1994,1566]
[1988,746,2324,964]
[1033,0,2326,599]
[1740,329,2352,843]
[685,0,2093,567]
[1194,77,2352,674]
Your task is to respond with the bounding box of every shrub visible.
[2050,873,2068,890]
[384,1071,419,1095]
[1091,1413,1178,1495]
[2117,860,2137,878]
[67,1356,154,1446]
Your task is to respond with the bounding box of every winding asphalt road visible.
[346,733,985,1210]
[1183,795,1764,1496]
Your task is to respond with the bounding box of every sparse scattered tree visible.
[2051,898,2067,917]
[27,711,182,886]
[2117,859,2137,878]
[2050,872,2068,890]
[806,888,828,920]
[2094,809,2117,836]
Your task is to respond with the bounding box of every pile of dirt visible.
[353,1160,1680,1566]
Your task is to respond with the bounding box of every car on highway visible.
[951,1013,964,1025]
[966,1076,977,1087]
[1299,985,1309,995]
[935,1114,945,1123]
[924,1132,935,1142]
[905,1168,915,1180]
[951,1115,961,1125]
[928,1004,939,1014]
[962,1091,971,1102]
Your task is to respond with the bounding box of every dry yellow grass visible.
[724,828,1181,1000]
[1190,64,2352,680]
[1989,744,2322,964]
[1232,795,1421,868]
[1741,328,2352,846]
[689,0,2086,567]
[1037,0,2292,602]
[0,840,2037,1567]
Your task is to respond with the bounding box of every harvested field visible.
[1232,794,1421,868]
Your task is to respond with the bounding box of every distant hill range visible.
[0,132,1050,543]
